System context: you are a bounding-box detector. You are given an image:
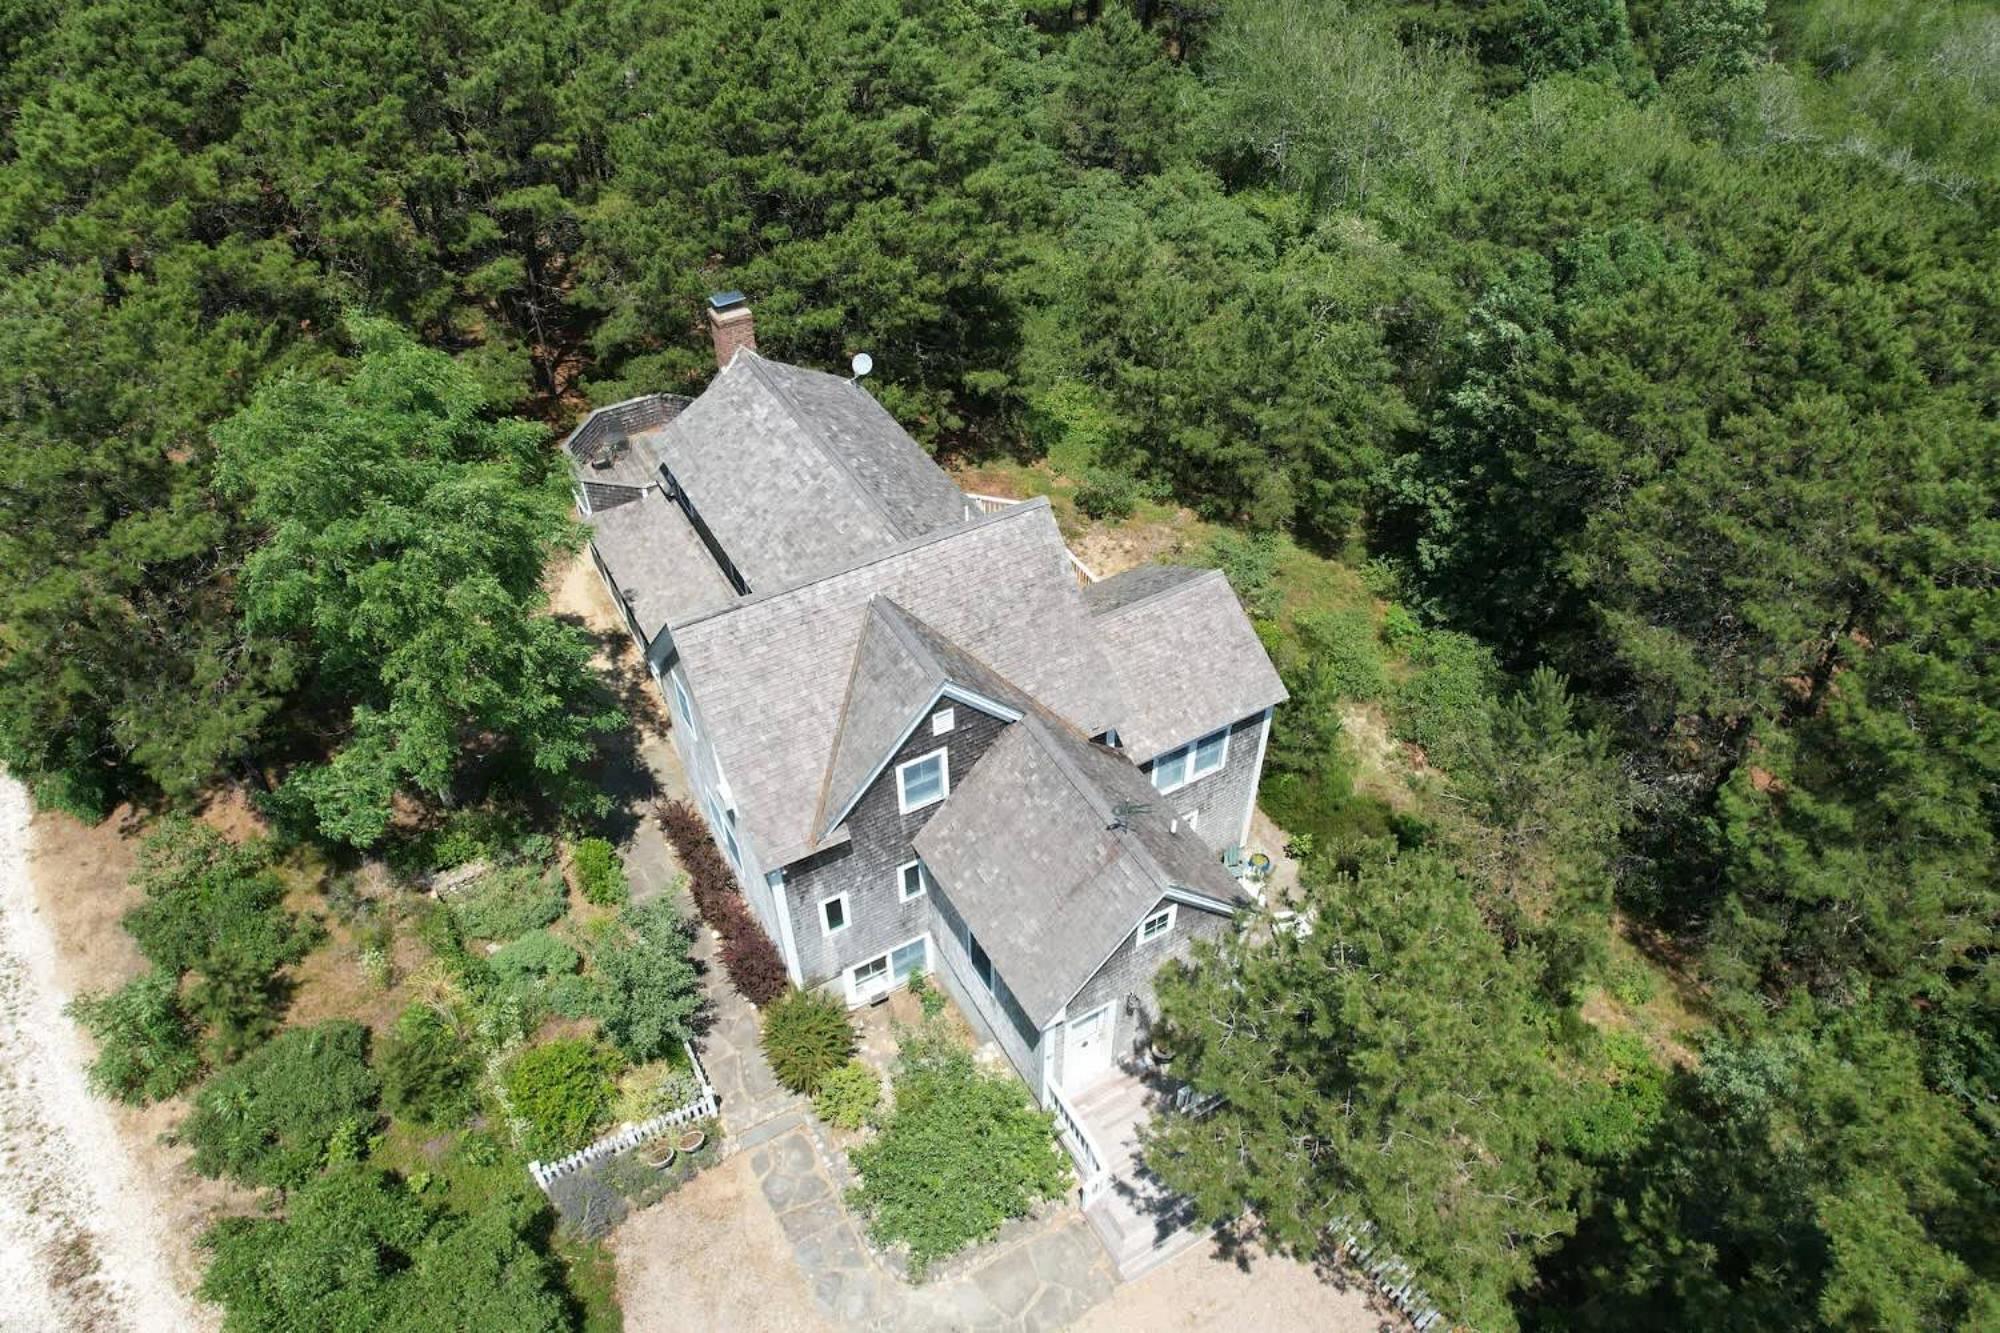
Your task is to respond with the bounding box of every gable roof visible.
[644,351,967,591]
[1088,568,1289,761]
[913,715,1245,1027]
[670,499,1124,868]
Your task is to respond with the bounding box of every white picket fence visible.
[1328,1214,1451,1330]
[528,1041,718,1193]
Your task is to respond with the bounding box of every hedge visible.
[656,799,787,1005]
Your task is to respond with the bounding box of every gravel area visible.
[0,773,215,1331]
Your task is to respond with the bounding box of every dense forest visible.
[2,0,1994,1328]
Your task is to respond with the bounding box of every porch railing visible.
[1047,1081,1112,1207]
[962,492,1101,584]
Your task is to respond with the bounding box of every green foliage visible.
[503,1039,621,1159]
[216,317,619,846]
[906,970,947,1020]
[1562,1031,1667,1160]
[849,1021,1069,1276]
[760,990,857,1097]
[67,971,204,1106]
[1147,853,1585,1330]
[489,930,582,986]
[1659,0,1770,77]
[378,1005,482,1129]
[589,900,704,1063]
[568,837,628,907]
[182,1022,380,1189]
[813,1060,882,1131]
[451,863,568,942]
[1073,468,1141,521]
[1391,626,1501,764]
[200,1167,568,1333]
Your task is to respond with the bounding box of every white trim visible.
[1054,892,1235,1017]
[769,870,803,986]
[1242,707,1273,848]
[817,684,1018,836]
[669,669,697,739]
[896,858,928,902]
[1149,725,1230,795]
[573,482,592,516]
[930,706,955,736]
[1063,1002,1116,1093]
[1139,903,1177,944]
[842,932,931,1006]
[895,747,950,814]
[818,891,852,938]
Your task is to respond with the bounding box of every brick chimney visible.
[706,291,756,368]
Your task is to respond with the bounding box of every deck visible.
[1067,1069,1212,1279]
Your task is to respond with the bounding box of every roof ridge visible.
[1015,717,1182,897]
[668,498,1054,633]
[739,353,912,539]
[1095,566,1227,618]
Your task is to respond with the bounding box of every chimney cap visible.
[707,290,747,312]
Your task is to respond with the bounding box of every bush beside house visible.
[657,798,788,1004]
[760,989,857,1096]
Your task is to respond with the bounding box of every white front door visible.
[1064,1003,1115,1094]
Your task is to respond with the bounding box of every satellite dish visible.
[849,351,874,381]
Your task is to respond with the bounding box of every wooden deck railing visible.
[1047,1081,1112,1207]
[962,492,1102,584]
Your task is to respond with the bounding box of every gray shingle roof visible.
[643,351,967,592]
[1080,562,1207,614]
[1089,569,1289,762]
[670,500,1124,868]
[913,715,1245,1027]
[814,600,960,843]
[588,489,739,641]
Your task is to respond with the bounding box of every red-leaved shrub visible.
[657,798,788,1007]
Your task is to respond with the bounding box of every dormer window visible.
[896,748,950,813]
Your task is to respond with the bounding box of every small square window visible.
[820,894,850,936]
[1140,905,1176,943]
[897,748,950,813]
[897,860,928,902]
[931,707,955,736]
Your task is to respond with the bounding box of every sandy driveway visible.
[0,773,214,1332]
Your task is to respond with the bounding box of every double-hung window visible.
[897,860,929,902]
[1150,726,1230,793]
[669,671,696,737]
[896,748,950,813]
[820,892,851,937]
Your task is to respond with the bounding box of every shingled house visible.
[567,296,1286,1270]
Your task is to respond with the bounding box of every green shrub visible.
[543,974,598,1020]
[590,900,705,1062]
[1563,1031,1669,1160]
[1204,530,1281,620]
[761,989,856,1096]
[849,1022,1069,1275]
[181,1021,380,1188]
[503,1039,621,1158]
[569,837,629,907]
[124,819,312,975]
[907,970,947,1020]
[1074,467,1140,520]
[610,1059,704,1124]
[378,1005,481,1128]
[1394,626,1501,764]
[451,863,566,941]
[1294,608,1390,702]
[813,1059,882,1130]
[489,929,582,985]
[68,971,203,1105]
[200,1167,569,1333]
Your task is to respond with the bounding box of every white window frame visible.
[721,807,742,870]
[845,933,930,1005]
[896,859,929,902]
[1139,903,1177,944]
[930,706,955,736]
[669,670,697,738]
[895,747,950,814]
[1150,726,1229,794]
[819,891,851,938]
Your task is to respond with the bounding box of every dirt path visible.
[0,773,215,1332]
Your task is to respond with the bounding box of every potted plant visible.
[644,1137,677,1170]
[678,1126,707,1155]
